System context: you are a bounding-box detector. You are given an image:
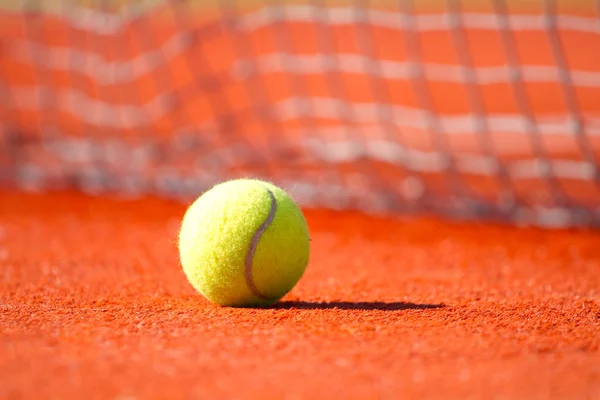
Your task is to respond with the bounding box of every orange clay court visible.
[1,1,600,399]
[0,189,599,399]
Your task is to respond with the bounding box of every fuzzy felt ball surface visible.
[178,179,311,307]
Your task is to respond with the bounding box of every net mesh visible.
[1,0,599,227]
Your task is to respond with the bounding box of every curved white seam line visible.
[244,186,277,300]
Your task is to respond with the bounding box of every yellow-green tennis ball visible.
[178,178,311,307]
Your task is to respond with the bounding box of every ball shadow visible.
[271,301,445,311]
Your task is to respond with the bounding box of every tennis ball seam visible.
[244,185,277,301]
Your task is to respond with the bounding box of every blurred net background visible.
[0,0,599,227]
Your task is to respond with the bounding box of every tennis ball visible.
[178,178,311,307]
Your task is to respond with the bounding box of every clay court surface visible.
[1,190,599,399]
